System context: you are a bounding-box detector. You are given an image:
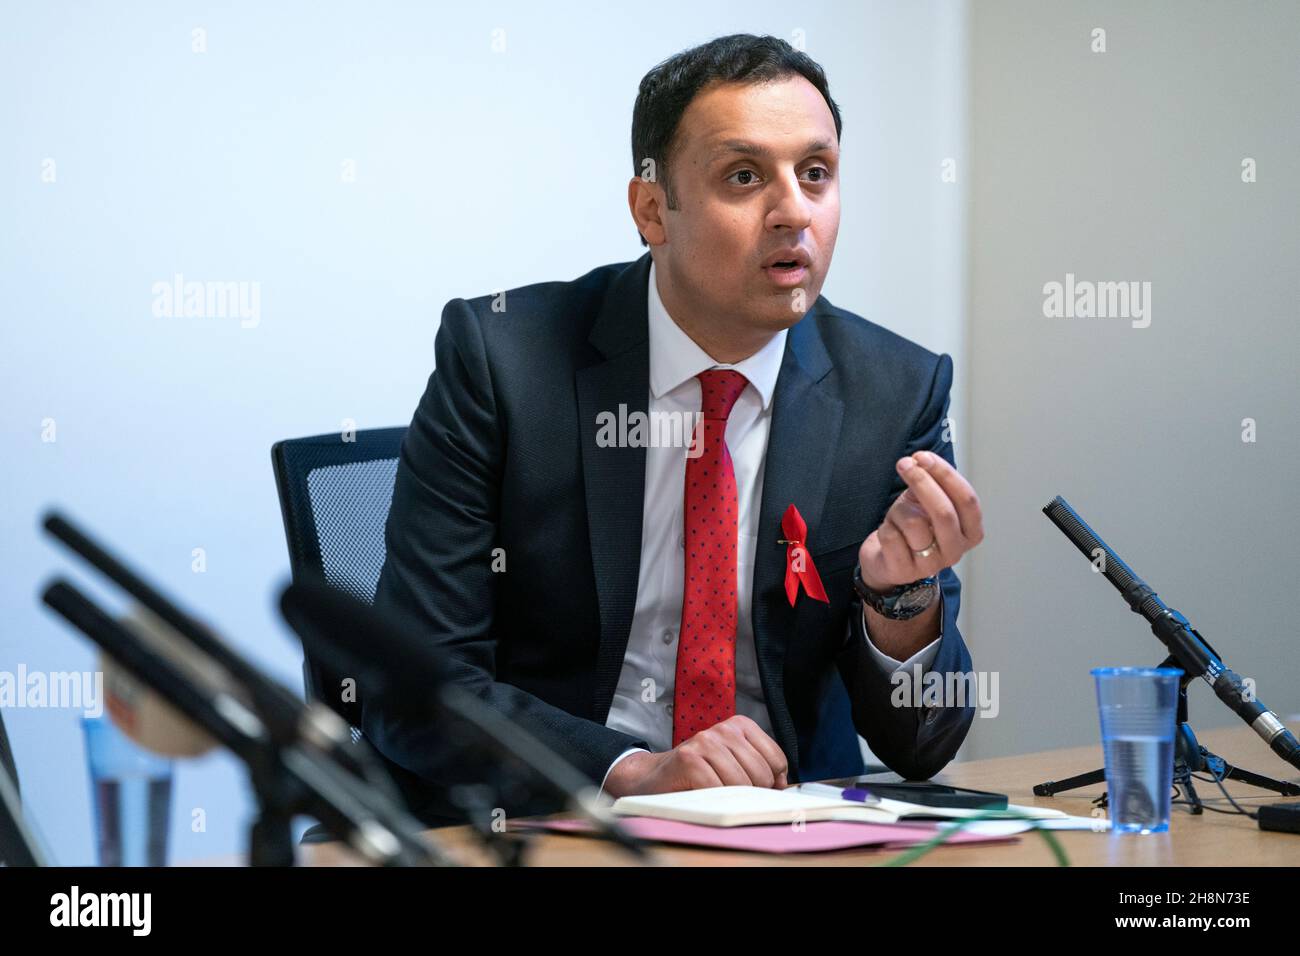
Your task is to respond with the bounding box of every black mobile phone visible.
[848,780,1008,810]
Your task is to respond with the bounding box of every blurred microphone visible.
[40,510,394,793]
[38,511,454,865]
[43,578,450,866]
[100,604,230,757]
[1044,495,1300,772]
[279,576,650,860]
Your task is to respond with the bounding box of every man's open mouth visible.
[762,248,812,271]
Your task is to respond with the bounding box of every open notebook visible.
[609,785,1068,828]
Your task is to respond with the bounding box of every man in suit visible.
[364,33,984,825]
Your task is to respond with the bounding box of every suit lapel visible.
[577,254,652,722]
[751,305,845,770]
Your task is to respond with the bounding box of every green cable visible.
[877,807,1073,867]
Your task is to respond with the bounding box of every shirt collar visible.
[646,259,787,410]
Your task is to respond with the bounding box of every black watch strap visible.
[852,564,939,620]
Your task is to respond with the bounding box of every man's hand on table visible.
[602,715,788,798]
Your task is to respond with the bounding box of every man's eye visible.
[727,167,832,186]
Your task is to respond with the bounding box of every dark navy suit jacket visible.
[363,251,975,825]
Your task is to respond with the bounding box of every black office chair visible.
[271,427,407,737]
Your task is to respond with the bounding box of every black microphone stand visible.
[1033,651,1300,811]
[1033,496,1300,811]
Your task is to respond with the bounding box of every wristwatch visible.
[852,564,939,620]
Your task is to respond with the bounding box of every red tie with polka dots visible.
[673,368,749,747]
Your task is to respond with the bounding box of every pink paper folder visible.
[519,817,1019,854]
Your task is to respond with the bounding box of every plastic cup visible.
[1091,666,1182,834]
[81,716,173,865]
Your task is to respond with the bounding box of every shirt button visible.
[666,702,674,715]
[924,707,939,725]
[677,535,686,550]
[662,629,676,644]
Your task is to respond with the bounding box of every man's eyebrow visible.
[709,138,838,160]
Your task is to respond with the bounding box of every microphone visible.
[1043,495,1300,772]
[42,578,452,866]
[101,604,225,757]
[42,512,337,744]
[43,581,269,759]
[278,576,650,860]
[41,510,401,801]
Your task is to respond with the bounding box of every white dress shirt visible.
[599,260,941,792]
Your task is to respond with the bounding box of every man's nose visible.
[766,170,814,231]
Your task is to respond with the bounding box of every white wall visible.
[1,2,970,863]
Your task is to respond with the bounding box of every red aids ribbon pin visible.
[780,504,830,607]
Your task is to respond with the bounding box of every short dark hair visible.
[630,34,843,247]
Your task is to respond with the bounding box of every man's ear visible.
[628,177,666,245]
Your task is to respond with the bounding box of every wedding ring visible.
[913,537,939,559]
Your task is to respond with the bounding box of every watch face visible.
[897,583,936,611]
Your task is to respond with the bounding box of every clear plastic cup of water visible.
[1091,666,1182,834]
[81,716,173,865]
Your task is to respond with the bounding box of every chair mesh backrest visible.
[307,458,399,604]
[271,427,407,728]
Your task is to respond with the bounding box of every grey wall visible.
[961,0,1300,760]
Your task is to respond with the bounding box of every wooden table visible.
[304,720,1300,866]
